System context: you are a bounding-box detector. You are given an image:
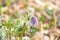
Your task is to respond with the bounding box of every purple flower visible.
[29,16,38,26]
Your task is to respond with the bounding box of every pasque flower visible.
[29,16,38,26]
